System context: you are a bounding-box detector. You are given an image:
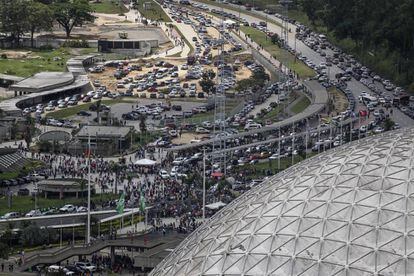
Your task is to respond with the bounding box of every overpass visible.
[169,80,329,151]
[19,232,187,272]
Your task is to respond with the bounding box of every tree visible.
[95,100,101,124]
[270,33,281,47]
[27,1,53,48]
[139,114,147,133]
[199,70,216,94]
[384,118,395,131]
[0,242,9,259]
[52,0,95,38]
[0,0,29,47]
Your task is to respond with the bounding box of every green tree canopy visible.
[52,0,95,38]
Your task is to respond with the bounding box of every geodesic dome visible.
[150,128,414,276]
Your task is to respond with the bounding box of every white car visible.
[45,105,55,111]
[196,127,210,134]
[373,127,384,134]
[75,262,96,272]
[76,206,88,213]
[159,170,169,179]
[25,209,42,217]
[169,130,178,137]
[48,265,75,275]
[172,157,185,165]
[59,204,76,213]
[1,212,20,219]
[360,125,367,132]
[269,153,280,160]
[170,166,179,177]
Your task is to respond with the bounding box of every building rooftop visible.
[76,125,132,139]
[0,75,90,114]
[10,72,74,93]
[98,26,168,43]
[0,73,24,82]
[151,128,414,276]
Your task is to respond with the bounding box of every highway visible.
[191,0,413,128]
[169,79,328,151]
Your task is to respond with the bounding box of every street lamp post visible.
[202,148,206,221]
[86,134,91,245]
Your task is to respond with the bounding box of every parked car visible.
[25,209,42,217]
[1,212,20,219]
[59,204,76,213]
[75,262,96,272]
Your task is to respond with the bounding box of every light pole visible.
[86,133,91,245]
[202,147,206,221]
[34,181,38,211]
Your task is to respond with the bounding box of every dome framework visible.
[151,129,414,276]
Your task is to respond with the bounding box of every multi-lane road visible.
[190,0,413,128]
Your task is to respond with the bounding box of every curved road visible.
[191,0,413,128]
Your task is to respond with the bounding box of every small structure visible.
[72,125,133,156]
[0,73,24,88]
[10,72,75,95]
[97,26,162,56]
[135,158,157,166]
[205,201,227,210]
[38,179,94,199]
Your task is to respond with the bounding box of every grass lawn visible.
[187,99,240,123]
[261,105,283,121]
[131,131,159,150]
[45,99,133,119]
[136,0,171,22]
[291,96,310,114]
[91,0,128,14]
[237,152,318,177]
[0,48,72,77]
[240,26,316,79]
[0,193,117,216]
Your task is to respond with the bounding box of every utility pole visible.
[202,147,206,221]
[87,133,91,245]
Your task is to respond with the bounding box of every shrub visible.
[63,39,89,48]
[38,44,54,51]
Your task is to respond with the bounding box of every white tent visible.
[206,201,227,210]
[134,158,157,166]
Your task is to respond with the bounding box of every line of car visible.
[0,204,89,220]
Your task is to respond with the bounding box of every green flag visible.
[116,193,125,214]
[139,191,146,213]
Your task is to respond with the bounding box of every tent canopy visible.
[206,201,227,210]
[134,158,157,166]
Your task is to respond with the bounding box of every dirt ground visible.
[89,58,205,94]
[93,13,131,26]
[0,50,41,59]
[171,132,209,144]
[328,88,349,113]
